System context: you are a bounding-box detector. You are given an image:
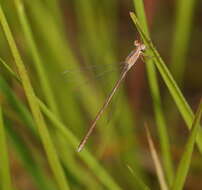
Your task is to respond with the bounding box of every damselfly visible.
[78,40,146,152]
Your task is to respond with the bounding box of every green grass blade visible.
[127,165,150,190]
[0,75,36,136]
[130,12,202,153]
[14,0,59,116]
[170,0,197,83]
[133,1,174,184]
[172,99,202,190]
[0,57,20,82]
[0,106,13,190]
[0,5,70,190]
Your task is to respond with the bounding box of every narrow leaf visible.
[171,0,197,83]
[145,125,168,190]
[0,106,13,190]
[133,1,174,184]
[0,57,20,82]
[14,0,59,116]
[172,99,202,190]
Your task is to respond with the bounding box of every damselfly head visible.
[134,40,146,52]
[134,40,140,47]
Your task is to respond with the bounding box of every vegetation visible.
[0,0,201,189]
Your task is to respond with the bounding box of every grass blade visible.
[133,0,174,184]
[0,57,20,82]
[0,106,13,190]
[171,0,197,83]
[127,165,150,190]
[130,12,202,153]
[14,0,60,116]
[0,5,70,190]
[145,125,168,190]
[172,98,202,190]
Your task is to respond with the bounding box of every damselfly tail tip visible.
[77,147,82,152]
[77,143,84,152]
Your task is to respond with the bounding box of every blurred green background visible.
[0,0,202,189]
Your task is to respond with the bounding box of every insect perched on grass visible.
[77,40,146,152]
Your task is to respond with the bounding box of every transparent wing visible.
[61,62,125,92]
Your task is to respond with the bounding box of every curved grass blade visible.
[0,5,70,190]
[172,98,202,190]
[0,106,13,190]
[130,12,202,153]
[133,0,174,184]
